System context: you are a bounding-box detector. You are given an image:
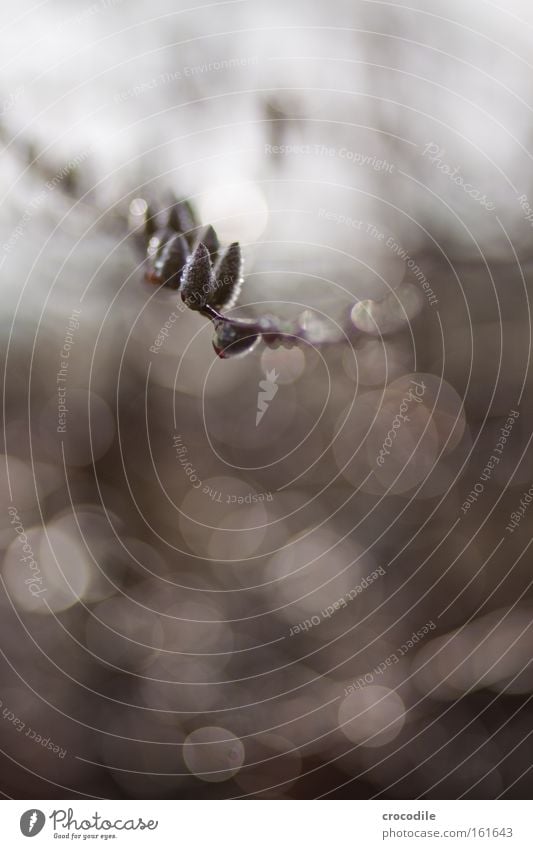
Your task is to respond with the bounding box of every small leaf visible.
[168,198,198,245]
[209,243,243,311]
[199,224,220,263]
[145,231,189,287]
[212,318,259,358]
[144,203,159,239]
[157,233,190,289]
[180,242,216,310]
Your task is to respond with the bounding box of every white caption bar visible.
[1,800,529,848]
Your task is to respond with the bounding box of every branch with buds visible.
[138,197,348,358]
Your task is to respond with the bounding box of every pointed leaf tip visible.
[181,242,216,310]
[167,198,198,242]
[209,242,243,311]
[200,224,220,263]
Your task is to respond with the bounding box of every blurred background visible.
[0,0,533,799]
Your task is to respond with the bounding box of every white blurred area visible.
[3,0,533,305]
[1,0,533,801]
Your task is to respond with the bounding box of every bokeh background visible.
[1,0,533,799]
